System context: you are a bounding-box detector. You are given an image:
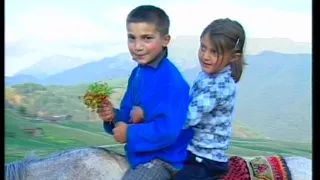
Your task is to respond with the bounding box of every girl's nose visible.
[203,51,211,61]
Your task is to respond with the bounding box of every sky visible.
[5,0,312,76]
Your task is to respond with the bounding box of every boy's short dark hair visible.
[126,5,170,36]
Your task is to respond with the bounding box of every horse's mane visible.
[5,146,125,180]
[5,159,29,180]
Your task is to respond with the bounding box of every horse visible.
[5,146,312,180]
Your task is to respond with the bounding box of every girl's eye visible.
[211,50,219,56]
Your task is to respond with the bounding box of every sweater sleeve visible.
[103,68,137,135]
[126,86,189,152]
[183,84,218,128]
[183,75,235,128]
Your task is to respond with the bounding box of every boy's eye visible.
[128,35,135,40]
[144,36,153,40]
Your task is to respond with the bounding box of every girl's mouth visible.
[201,61,211,66]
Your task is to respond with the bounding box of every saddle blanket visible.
[219,155,292,180]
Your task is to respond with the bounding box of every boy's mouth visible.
[134,54,146,60]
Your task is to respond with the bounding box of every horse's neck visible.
[25,149,129,180]
[26,158,76,180]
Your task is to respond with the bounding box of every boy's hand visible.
[113,122,128,143]
[130,106,144,124]
[97,100,115,122]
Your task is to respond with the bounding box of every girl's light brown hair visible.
[200,18,247,83]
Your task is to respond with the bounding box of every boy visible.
[97,5,194,180]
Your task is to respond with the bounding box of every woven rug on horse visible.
[219,155,292,180]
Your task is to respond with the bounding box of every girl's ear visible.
[230,53,241,63]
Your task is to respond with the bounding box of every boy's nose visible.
[134,43,143,51]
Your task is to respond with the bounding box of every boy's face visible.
[127,22,170,65]
[198,34,239,74]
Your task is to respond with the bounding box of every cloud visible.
[7,0,311,44]
[5,52,49,76]
[11,6,124,44]
[163,0,311,42]
[5,0,311,76]
[99,0,311,42]
[5,5,129,75]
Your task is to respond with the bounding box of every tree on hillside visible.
[5,87,17,104]
[18,105,27,115]
[12,83,47,94]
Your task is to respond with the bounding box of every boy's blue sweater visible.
[103,57,194,169]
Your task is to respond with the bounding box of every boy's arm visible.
[103,89,133,134]
[103,68,137,134]
[126,86,189,152]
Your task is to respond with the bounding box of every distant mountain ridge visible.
[16,55,94,79]
[7,37,311,83]
[5,74,41,86]
[4,51,312,142]
[5,50,311,86]
[40,53,135,85]
[5,53,135,86]
[182,51,312,142]
[167,37,311,70]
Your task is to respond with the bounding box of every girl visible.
[174,18,246,180]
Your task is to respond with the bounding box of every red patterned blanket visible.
[219,155,292,180]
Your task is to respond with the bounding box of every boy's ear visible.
[162,35,171,47]
[230,53,241,63]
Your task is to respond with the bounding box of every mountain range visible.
[4,38,312,142]
[183,51,312,142]
[16,55,93,79]
[5,37,311,86]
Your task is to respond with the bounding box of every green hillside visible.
[5,109,118,163]
[5,79,128,121]
[5,109,311,163]
[5,80,311,164]
[5,81,263,139]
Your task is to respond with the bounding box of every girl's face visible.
[198,33,237,74]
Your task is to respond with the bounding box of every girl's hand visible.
[130,106,144,124]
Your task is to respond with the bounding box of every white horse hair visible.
[5,147,312,180]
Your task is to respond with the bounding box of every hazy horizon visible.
[5,0,311,76]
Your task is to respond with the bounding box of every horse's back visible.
[284,156,312,180]
[5,147,312,180]
[5,147,129,180]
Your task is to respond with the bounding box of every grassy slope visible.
[5,79,311,163]
[5,109,311,163]
[6,79,128,121]
[5,81,264,139]
[5,110,117,163]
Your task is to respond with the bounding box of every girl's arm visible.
[183,76,235,128]
[183,85,218,128]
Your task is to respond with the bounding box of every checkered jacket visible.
[184,65,236,162]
